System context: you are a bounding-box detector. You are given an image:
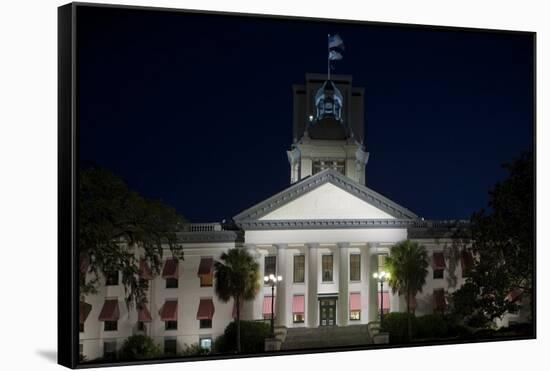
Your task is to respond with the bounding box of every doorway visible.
[319,298,337,326]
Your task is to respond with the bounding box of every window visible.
[137,321,146,332]
[200,273,213,287]
[350,254,361,281]
[103,341,117,360]
[432,252,445,280]
[164,338,177,355]
[322,255,333,282]
[79,343,83,359]
[200,319,212,329]
[198,257,214,287]
[433,289,447,312]
[263,296,275,320]
[105,271,119,286]
[293,254,305,283]
[264,255,276,279]
[292,295,305,323]
[312,159,345,175]
[104,321,118,332]
[166,277,178,288]
[79,323,84,333]
[349,293,361,320]
[200,337,213,351]
[165,320,177,330]
[377,254,387,272]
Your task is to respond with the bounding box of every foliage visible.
[213,248,261,353]
[214,320,270,354]
[381,312,417,344]
[385,240,429,340]
[118,335,162,360]
[451,151,533,323]
[180,343,210,356]
[79,167,185,307]
[415,314,449,339]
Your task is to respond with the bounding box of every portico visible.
[234,166,418,329]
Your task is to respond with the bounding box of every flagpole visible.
[327,34,330,81]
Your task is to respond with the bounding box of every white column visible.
[367,243,380,322]
[360,244,369,324]
[306,243,318,327]
[275,244,288,327]
[338,242,350,326]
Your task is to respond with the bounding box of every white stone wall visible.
[80,242,235,361]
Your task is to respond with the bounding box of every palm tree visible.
[385,239,429,341]
[214,247,261,353]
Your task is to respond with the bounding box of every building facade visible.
[79,74,523,360]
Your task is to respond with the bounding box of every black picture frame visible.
[58,2,536,369]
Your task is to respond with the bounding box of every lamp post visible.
[372,271,390,328]
[264,274,283,337]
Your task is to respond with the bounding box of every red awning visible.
[382,292,390,311]
[505,288,524,303]
[292,295,305,314]
[377,292,390,312]
[138,304,152,322]
[139,258,154,280]
[408,294,417,310]
[162,259,179,279]
[197,258,213,276]
[433,289,447,310]
[159,300,178,321]
[196,299,215,320]
[432,252,445,270]
[232,300,243,319]
[349,293,361,311]
[460,251,474,272]
[80,302,92,324]
[98,299,120,321]
[79,255,89,275]
[263,296,275,316]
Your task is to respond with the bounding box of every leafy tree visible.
[79,167,185,307]
[214,320,270,354]
[214,248,261,353]
[385,239,429,341]
[118,334,162,360]
[452,151,533,324]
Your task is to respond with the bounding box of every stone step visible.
[281,325,371,350]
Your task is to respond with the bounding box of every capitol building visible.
[79,73,523,360]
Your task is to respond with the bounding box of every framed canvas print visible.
[58,2,536,368]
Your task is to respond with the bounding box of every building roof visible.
[234,168,419,230]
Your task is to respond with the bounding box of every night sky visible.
[77,5,534,223]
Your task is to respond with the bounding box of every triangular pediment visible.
[234,169,418,226]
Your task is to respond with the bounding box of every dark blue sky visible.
[77,5,534,223]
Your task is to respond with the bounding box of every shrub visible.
[118,334,162,361]
[380,312,417,343]
[415,314,449,339]
[214,320,270,354]
[180,343,210,356]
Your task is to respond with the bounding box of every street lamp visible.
[264,274,283,337]
[372,271,390,328]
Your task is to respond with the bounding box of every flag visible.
[328,50,343,61]
[328,34,344,50]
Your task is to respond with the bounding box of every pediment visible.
[234,169,418,226]
[259,182,394,220]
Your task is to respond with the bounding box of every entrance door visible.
[319,298,337,326]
